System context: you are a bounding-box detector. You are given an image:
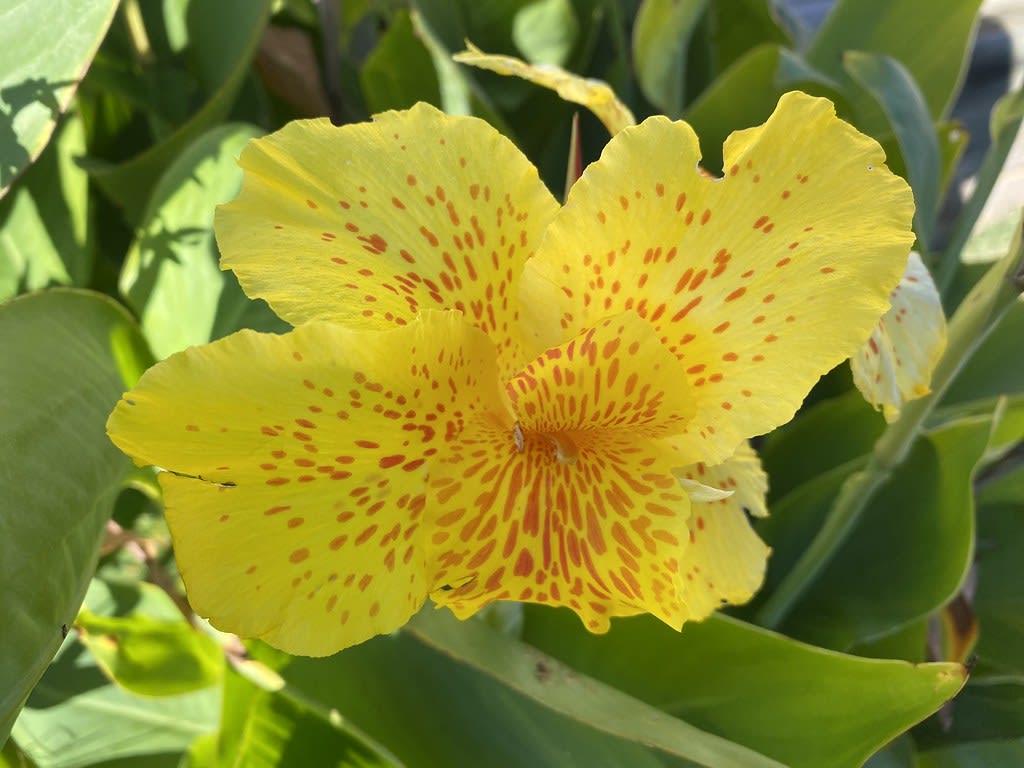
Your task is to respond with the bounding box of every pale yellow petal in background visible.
[454,44,636,136]
[523,92,915,465]
[852,252,947,422]
[216,103,559,380]
[107,312,510,655]
[676,441,770,619]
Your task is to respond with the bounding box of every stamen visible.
[546,431,579,465]
[513,422,525,453]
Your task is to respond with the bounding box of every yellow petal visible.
[676,442,770,618]
[425,313,698,631]
[522,91,915,464]
[852,252,947,422]
[454,45,636,136]
[216,102,560,380]
[107,312,511,656]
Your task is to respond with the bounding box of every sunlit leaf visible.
[119,123,286,360]
[0,0,117,197]
[75,610,223,697]
[0,111,92,302]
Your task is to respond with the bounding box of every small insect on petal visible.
[513,422,525,453]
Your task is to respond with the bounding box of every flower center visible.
[512,422,580,465]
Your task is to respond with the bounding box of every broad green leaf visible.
[119,123,286,360]
[919,740,1024,768]
[0,290,150,744]
[279,621,741,768]
[967,464,1024,678]
[759,388,883,501]
[217,659,401,768]
[11,642,218,768]
[683,44,841,173]
[866,736,916,768]
[0,111,92,302]
[512,0,579,67]
[916,681,1024,746]
[359,11,441,114]
[88,0,272,223]
[704,0,789,76]
[806,0,983,129]
[407,612,785,768]
[632,0,708,117]
[74,611,223,697]
[0,0,117,197]
[940,302,1024,411]
[845,52,940,249]
[522,609,965,768]
[940,89,1024,294]
[780,416,990,649]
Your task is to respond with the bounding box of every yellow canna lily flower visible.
[107,92,914,656]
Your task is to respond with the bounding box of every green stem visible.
[756,224,1024,630]
[122,0,154,67]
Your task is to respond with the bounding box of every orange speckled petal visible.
[522,91,915,463]
[106,311,511,656]
[216,102,560,379]
[852,252,947,422]
[676,442,770,618]
[425,314,699,631]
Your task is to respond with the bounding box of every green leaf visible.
[939,88,1024,294]
[0,290,151,744]
[0,0,118,197]
[0,110,92,302]
[759,388,883,502]
[359,11,441,114]
[966,462,1024,678]
[278,623,716,767]
[844,52,940,249]
[942,301,1024,408]
[805,0,983,129]
[704,0,789,76]
[512,0,579,67]
[74,611,223,697]
[778,415,990,648]
[407,611,785,767]
[974,510,1024,676]
[917,680,1024,746]
[88,0,272,223]
[217,659,401,768]
[119,122,286,359]
[522,610,965,768]
[919,740,1024,768]
[632,0,708,118]
[11,642,218,768]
